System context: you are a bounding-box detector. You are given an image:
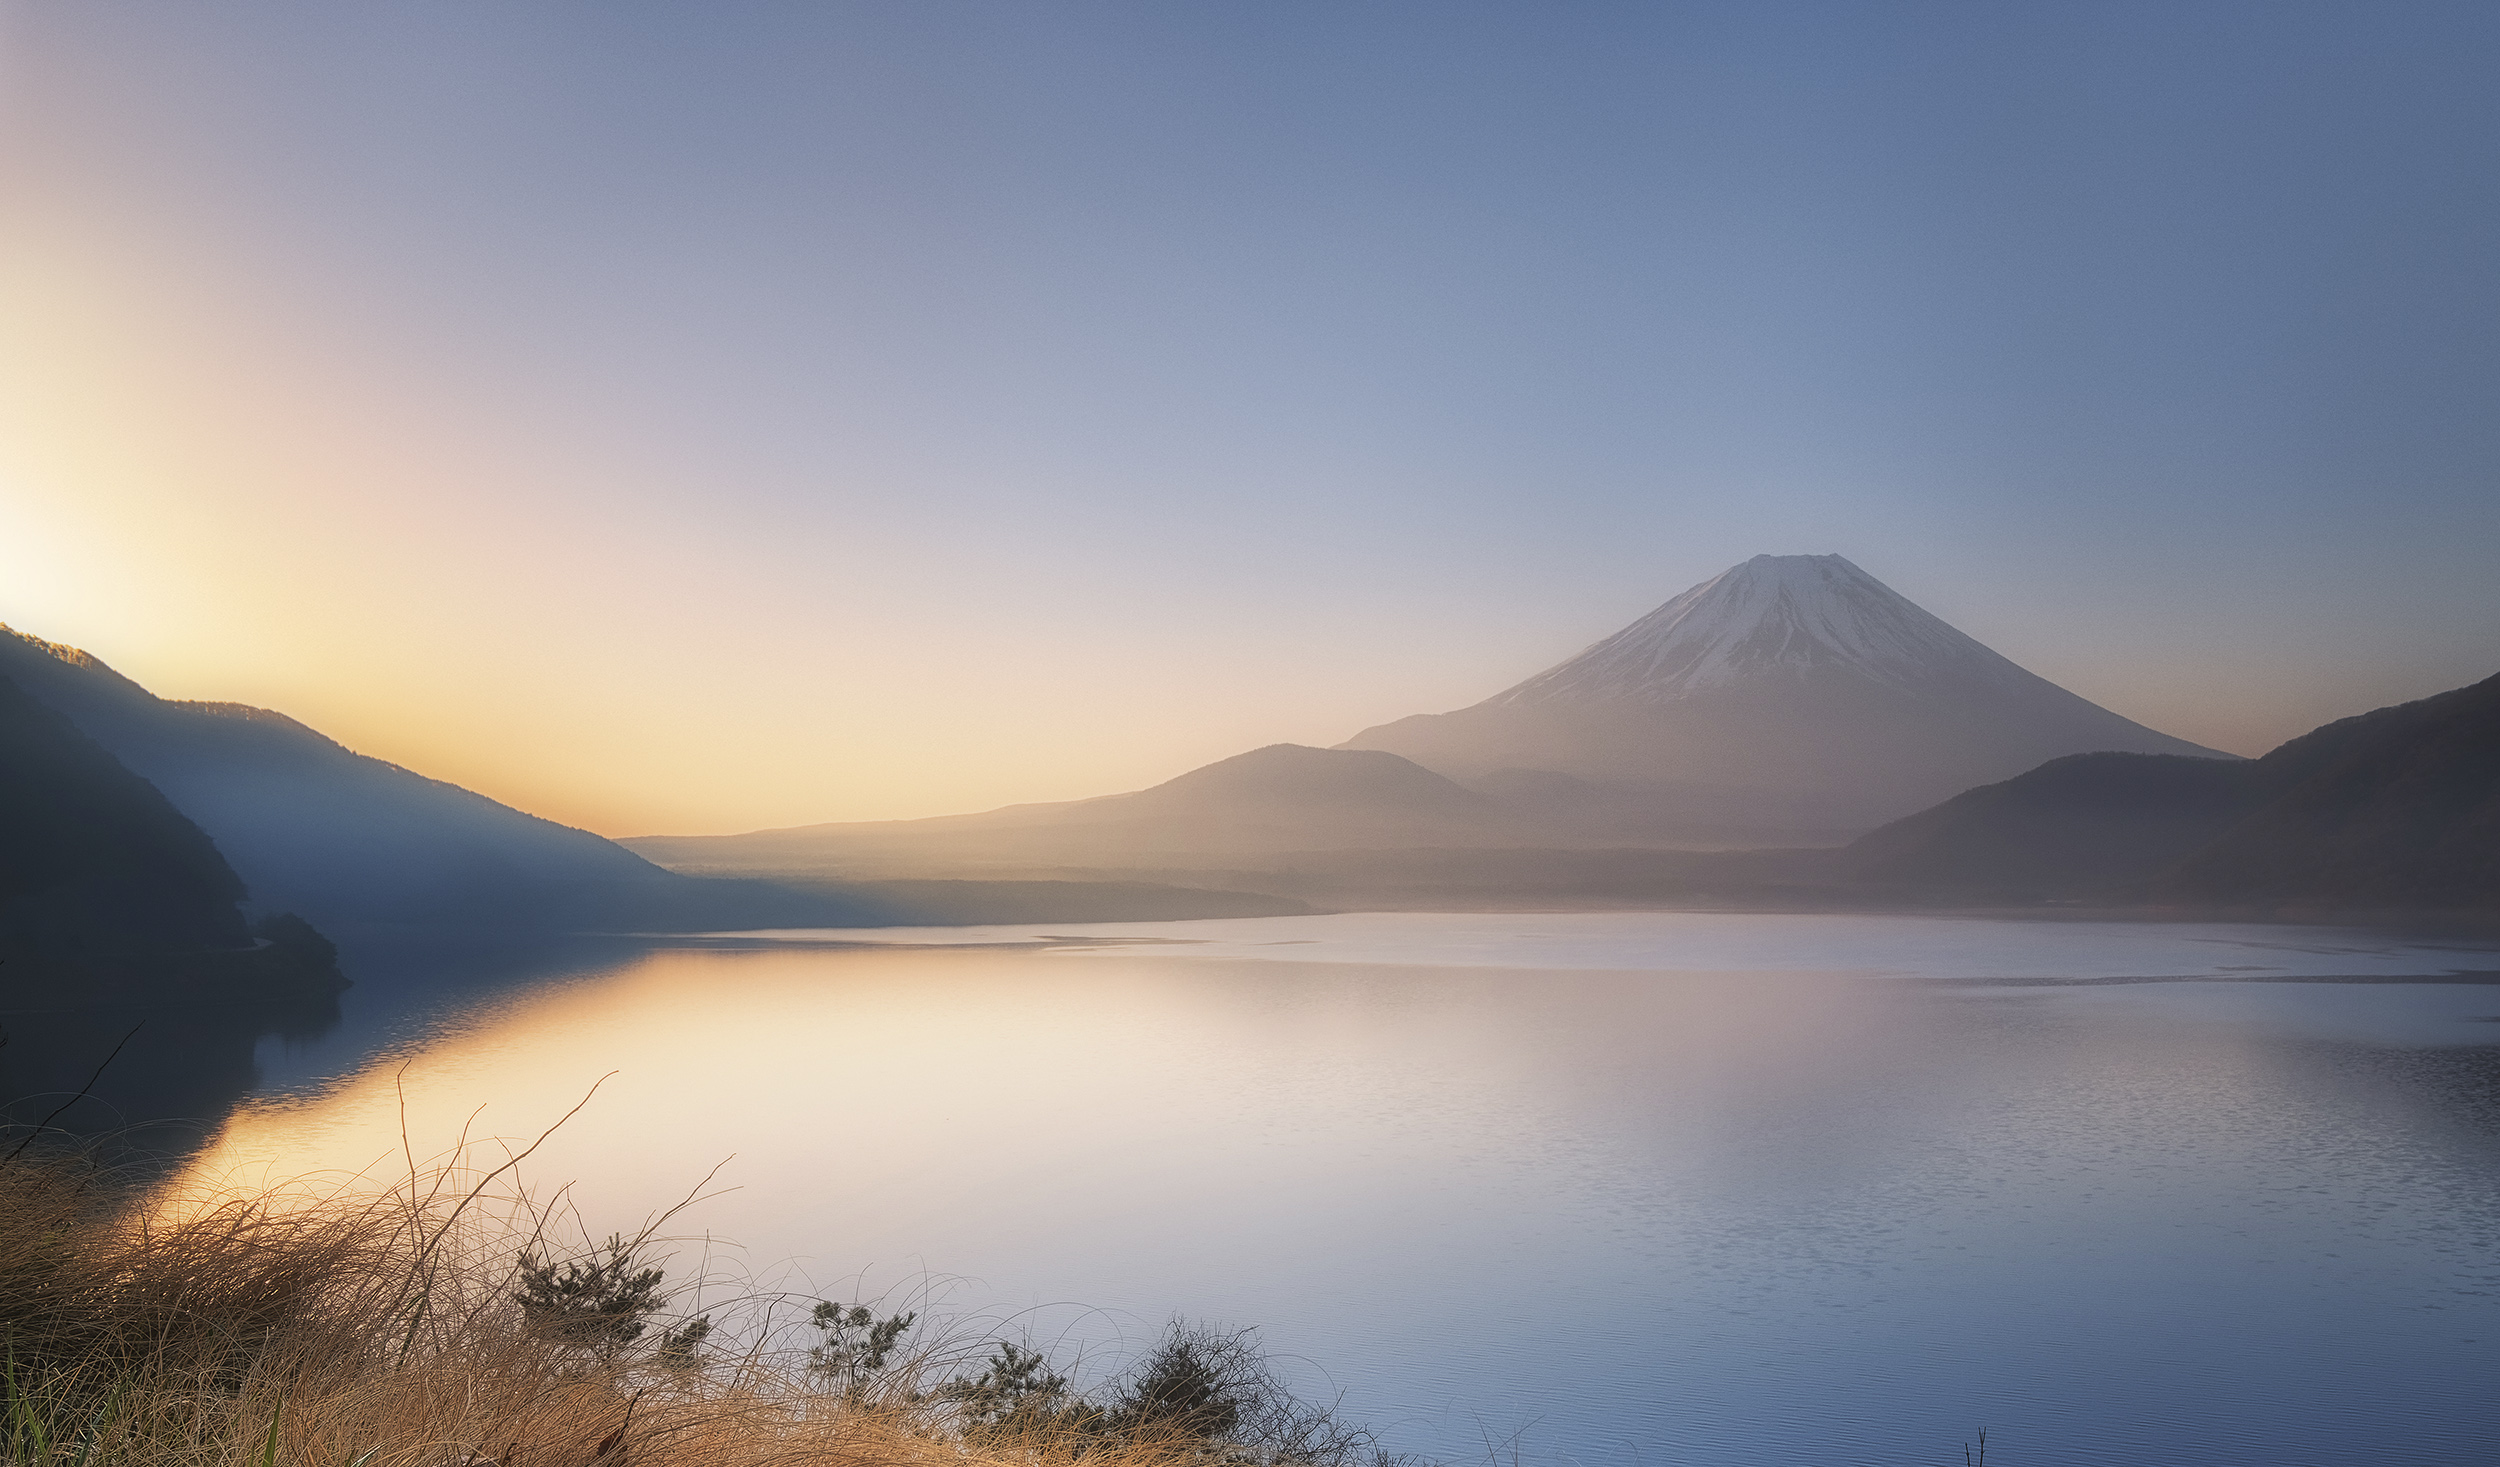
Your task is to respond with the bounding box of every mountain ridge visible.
[2159,670,2500,908]
[1,623,1315,931]
[0,669,344,1008]
[0,671,248,952]
[623,743,1528,877]
[0,626,881,932]
[1831,670,2500,910]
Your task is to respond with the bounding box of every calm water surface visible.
[191,913,2500,1465]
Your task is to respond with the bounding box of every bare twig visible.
[4,1022,143,1163]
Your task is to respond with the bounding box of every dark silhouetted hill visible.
[1840,753,2264,901]
[2157,671,2500,909]
[0,626,686,930]
[0,671,345,1007]
[1841,672,2500,911]
[0,627,914,933]
[0,672,246,952]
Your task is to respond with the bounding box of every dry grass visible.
[0,1144,1391,1467]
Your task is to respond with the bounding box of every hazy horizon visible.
[5,2,2497,836]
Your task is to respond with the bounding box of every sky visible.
[1,1,2495,837]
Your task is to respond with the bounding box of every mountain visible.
[630,668,2500,917]
[1340,554,2231,841]
[1838,671,2500,910]
[1839,752,2264,901]
[1,665,341,1145]
[625,743,1525,879]
[0,671,341,1004]
[0,626,884,934]
[2157,671,2500,909]
[0,671,247,953]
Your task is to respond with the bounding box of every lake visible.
[178,912,2500,1465]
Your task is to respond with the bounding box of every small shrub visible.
[943,1340,1078,1434]
[1101,1322,1388,1467]
[806,1300,916,1391]
[511,1234,670,1356]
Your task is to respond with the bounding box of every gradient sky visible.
[3,1,2496,837]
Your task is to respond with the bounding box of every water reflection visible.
[173,915,2500,1465]
[0,931,651,1166]
[0,994,340,1160]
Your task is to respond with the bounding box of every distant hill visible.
[625,743,1531,879]
[1841,671,2500,910]
[1190,673,2500,912]
[1117,743,1507,827]
[1341,554,2231,841]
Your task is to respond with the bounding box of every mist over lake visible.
[186,913,2500,1467]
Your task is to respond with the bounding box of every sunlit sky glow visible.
[3,2,2496,836]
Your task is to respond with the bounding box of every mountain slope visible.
[626,743,1527,878]
[0,670,347,1014]
[1840,752,2265,900]
[1834,671,2500,910]
[0,627,885,933]
[2157,671,2500,908]
[1341,554,2230,838]
[0,672,248,952]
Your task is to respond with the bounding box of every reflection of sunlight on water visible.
[168,916,2500,1467]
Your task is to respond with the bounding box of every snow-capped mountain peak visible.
[1485,554,2034,707]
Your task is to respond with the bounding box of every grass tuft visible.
[0,1143,1411,1467]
